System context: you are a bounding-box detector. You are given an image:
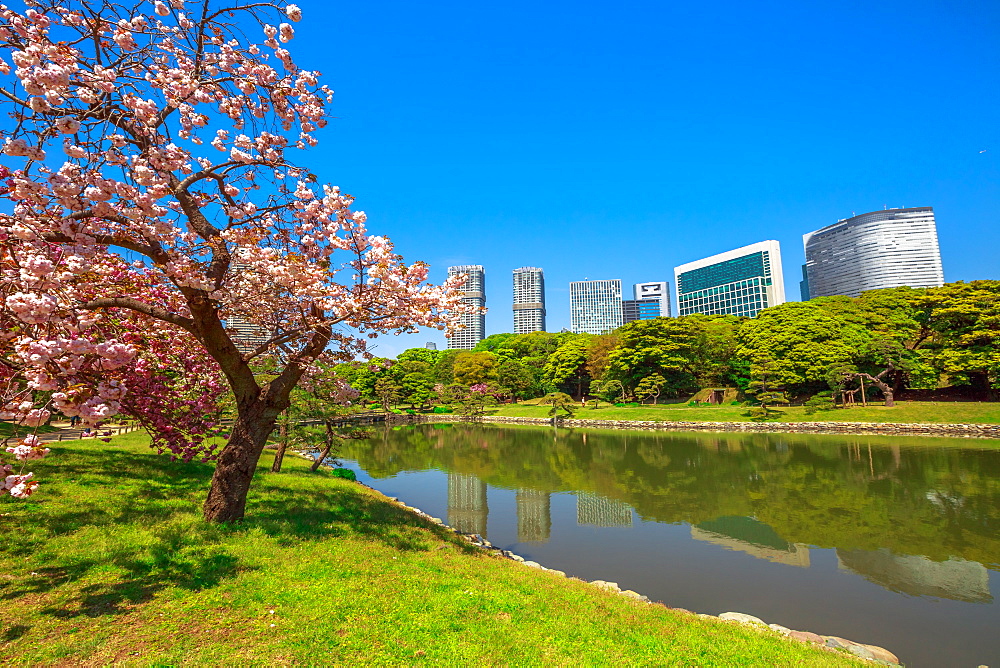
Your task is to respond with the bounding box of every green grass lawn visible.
[495,400,1000,424]
[0,421,58,438]
[0,434,862,666]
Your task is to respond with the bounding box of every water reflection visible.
[344,423,1000,580]
[447,472,488,538]
[837,549,992,603]
[692,516,811,567]
[516,489,550,542]
[577,493,633,527]
[340,423,1000,667]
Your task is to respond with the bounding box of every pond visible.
[334,422,1000,667]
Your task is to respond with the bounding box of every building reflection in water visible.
[837,548,992,603]
[447,472,488,538]
[516,489,551,542]
[690,516,810,567]
[576,492,633,527]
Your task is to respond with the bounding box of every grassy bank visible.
[0,434,862,666]
[494,400,1000,424]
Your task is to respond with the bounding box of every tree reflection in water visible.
[341,423,1000,601]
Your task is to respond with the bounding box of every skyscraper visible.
[634,281,671,318]
[225,263,275,355]
[570,279,623,334]
[226,314,272,356]
[512,267,546,334]
[802,207,944,299]
[674,240,785,318]
[622,281,671,323]
[799,264,810,302]
[447,265,486,349]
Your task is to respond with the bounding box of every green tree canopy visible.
[606,318,699,396]
[737,302,872,395]
[544,335,592,398]
[453,351,498,386]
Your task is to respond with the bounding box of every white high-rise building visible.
[803,207,944,299]
[226,262,275,355]
[570,279,623,334]
[633,281,671,318]
[674,240,785,318]
[512,267,546,334]
[447,265,486,349]
[227,314,271,356]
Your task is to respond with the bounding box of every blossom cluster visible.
[5,434,50,460]
[0,0,470,495]
[1,434,48,498]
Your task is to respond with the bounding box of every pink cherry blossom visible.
[0,0,473,521]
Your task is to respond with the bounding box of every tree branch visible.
[80,297,196,331]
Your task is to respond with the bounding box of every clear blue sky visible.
[291,0,1000,357]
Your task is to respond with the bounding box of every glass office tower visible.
[570,279,623,334]
[623,281,671,323]
[803,207,944,299]
[674,240,785,318]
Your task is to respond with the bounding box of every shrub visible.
[803,391,837,415]
[746,406,782,422]
[331,468,357,480]
[432,406,453,414]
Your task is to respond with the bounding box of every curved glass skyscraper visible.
[803,207,944,299]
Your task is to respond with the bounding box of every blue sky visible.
[292,0,1000,357]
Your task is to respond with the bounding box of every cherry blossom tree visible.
[0,0,465,521]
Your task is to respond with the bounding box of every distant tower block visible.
[447,265,486,349]
[516,489,551,542]
[227,314,271,355]
[448,472,488,538]
[512,266,546,334]
[425,341,438,350]
[576,492,632,527]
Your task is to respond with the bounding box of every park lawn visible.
[0,434,862,666]
[0,421,58,438]
[495,400,1000,424]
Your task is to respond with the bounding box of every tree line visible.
[335,281,1000,408]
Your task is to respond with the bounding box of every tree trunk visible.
[881,385,895,407]
[311,421,335,472]
[270,440,288,473]
[969,372,995,401]
[862,373,894,408]
[270,421,288,472]
[203,407,277,523]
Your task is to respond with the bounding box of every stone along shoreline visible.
[418,414,1000,438]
